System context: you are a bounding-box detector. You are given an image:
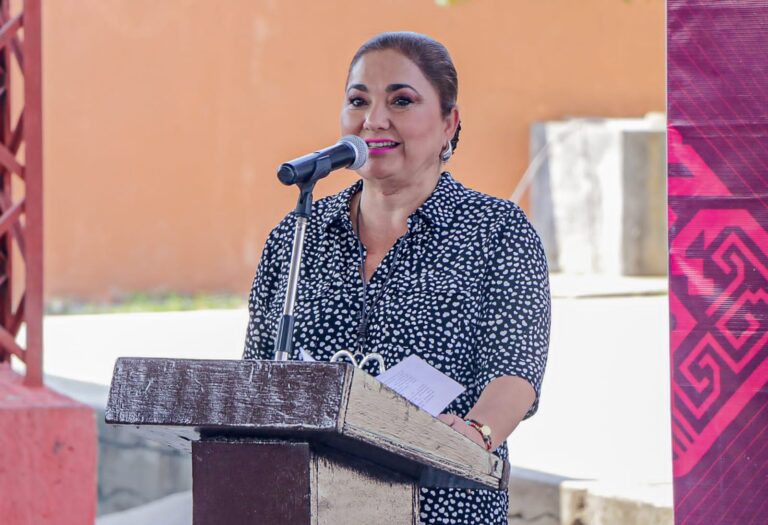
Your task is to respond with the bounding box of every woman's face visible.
[341,49,458,184]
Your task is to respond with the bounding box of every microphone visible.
[277,135,368,186]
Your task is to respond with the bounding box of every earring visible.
[440,141,453,162]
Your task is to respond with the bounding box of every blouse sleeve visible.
[475,207,551,419]
[243,225,286,361]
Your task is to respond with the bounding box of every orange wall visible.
[43,0,665,299]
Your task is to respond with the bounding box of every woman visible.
[244,31,550,525]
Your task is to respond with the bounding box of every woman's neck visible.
[354,169,442,238]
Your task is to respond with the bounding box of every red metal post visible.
[0,1,10,368]
[22,0,42,387]
[0,0,43,387]
[0,10,96,522]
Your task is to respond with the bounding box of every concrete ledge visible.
[561,480,673,525]
[508,467,564,524]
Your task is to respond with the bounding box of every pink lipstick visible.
[365,138,401,154]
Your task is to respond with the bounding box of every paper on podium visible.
[376,355,465,416]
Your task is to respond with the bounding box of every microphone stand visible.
[272,157,332,361]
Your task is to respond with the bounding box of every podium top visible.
[105,358,507,490]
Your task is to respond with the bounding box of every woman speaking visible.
[244,31,551,525]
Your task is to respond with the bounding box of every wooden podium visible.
[106,358,508,524]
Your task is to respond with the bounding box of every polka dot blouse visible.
[244,172,551,525]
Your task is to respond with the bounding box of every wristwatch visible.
[464,418,493,451]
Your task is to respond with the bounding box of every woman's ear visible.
[445,105,460,141]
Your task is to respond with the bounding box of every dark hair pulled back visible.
[348,32,462,154]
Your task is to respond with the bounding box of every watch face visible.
[481,426,491,436]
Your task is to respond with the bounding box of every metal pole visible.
[272,215,308,361]
[23,0,44,387]
[272,156,332,360]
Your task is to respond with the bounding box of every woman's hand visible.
[437,413,487,448]
[437,376,536,452]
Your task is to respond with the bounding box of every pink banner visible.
[668,1,768,523]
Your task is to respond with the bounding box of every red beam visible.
[0,323,25,360]
[22,0,43,387]
[0,192,26,259]
[0,141,23,177]
[11,34,22,71]
[0,12,20,52]
[0,0,9,367]
[9,293,24,334]
[0,198,22,235]
[10,110,23,154]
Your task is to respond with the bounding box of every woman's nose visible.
[363,101,390,130]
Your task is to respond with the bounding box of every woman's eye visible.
[348,97,367,107]
[392,96,413,107]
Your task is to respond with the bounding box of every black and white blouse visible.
[244,172,551,525]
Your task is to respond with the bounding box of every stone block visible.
[560,480,673,525]
[530,114,666,276]
[507,467,564,524]
[0,366,97,525]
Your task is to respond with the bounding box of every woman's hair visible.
[348,32,462,153]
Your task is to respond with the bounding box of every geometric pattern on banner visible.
[668,2,768,523]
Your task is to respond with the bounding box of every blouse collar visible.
[320,172,463,232]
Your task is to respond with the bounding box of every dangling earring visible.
[440,141,453,162]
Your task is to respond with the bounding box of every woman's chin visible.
[357,163,400,182]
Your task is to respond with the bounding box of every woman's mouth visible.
[366,139,401,154]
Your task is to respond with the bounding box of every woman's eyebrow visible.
[346,83,420,94]
[387,83,420,94]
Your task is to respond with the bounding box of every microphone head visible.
[339,135,368,170]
